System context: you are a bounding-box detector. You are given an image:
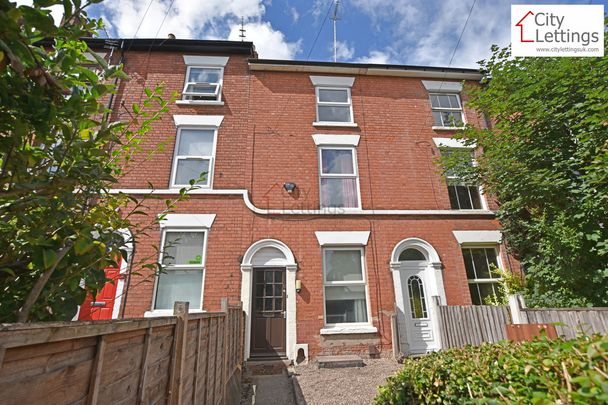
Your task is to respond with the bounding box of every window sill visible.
[313,122,358,128]
[320,325,378,335]
[432,126,465,131]
[318,207,364,214]
[176,100,224,106]
[144,309,205,317]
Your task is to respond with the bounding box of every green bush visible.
[375,335,608,404]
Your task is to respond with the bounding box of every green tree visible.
[0,0,188,322]
[440,35,608,307]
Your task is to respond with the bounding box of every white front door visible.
[399,264,437,354]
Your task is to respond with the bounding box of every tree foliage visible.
[441,34,608,307]
[0,0,179,322]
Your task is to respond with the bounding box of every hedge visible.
[375,334,608,404]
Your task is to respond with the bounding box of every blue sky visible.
[81,0,607,68]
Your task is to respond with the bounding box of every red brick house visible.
[85,38,518,362]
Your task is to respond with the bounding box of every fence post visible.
[508,294,528,324]
[390,303,400,359]
[221,298,229,405]
[430,296,444,350]
[86,335,106,405]
[169,301,189,405]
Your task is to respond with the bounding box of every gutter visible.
[108,188,495,217]
[249,59,483,80]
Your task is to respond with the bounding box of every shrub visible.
[375,335,608,404]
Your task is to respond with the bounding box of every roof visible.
[83,38,256,55]
[249,59,482,80]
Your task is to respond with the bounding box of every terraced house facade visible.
[80,38,519,362]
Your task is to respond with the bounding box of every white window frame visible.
[314,86,355,126]
[441,147,486,210]
[461,245,503,305]
[180,65,224,103]
[322,247,372,328]
[318,146,362,210]
[429,92,466,129]
[170,125,219,189]
[151,227,209,312]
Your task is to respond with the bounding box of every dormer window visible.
[310,76,356,127]
[179,56,228,104]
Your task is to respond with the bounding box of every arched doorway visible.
[241,239,297,360]
[390,238,446,354]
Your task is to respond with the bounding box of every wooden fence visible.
[0,299,244,405]
[521,308,608,340]
[437,304,511,349]
[435,294,608,350]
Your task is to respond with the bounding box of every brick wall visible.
[112,48,516,358]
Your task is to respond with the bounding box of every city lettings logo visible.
[511,5,604,57]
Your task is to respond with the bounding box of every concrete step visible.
[246,358,292,375]
[317,355,364,369]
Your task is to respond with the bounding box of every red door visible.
[78,259,122,320]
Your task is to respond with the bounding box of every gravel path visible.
[292,359,401,405]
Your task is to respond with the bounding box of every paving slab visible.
[252,372,296,405]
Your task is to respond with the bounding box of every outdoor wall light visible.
[283,182,297,193]
[295,279,302,292]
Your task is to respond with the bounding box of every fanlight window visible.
[407,275,428,319]
[399,248,426,261]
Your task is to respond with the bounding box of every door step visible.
[317,355,364,369]
[246,357,292,375]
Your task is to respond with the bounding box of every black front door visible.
[251,268,286,357]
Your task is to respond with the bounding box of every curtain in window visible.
[321,178,358,207]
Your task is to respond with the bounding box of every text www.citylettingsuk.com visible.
[535,46,600,53]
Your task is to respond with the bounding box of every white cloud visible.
[289,6,300,23]
[334,41,354,61]
[99,0,264,39]
[351,0,511,68]
[355,50,391,64]
[93,0,300,59]
[14,0,63,25]
[228,22,301,59]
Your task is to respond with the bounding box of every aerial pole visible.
[331,0,340,62]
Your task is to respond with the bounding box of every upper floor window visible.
[323,248,369,325]
[171,115,223,188]
[422,80,465,129]
[183,67,223,101]
[310,76,355,126]
[429,93,464,127]
[443,148,482,209]
[462,246,502,305]
[316,87,353,123]
[180,56,228,104]
[319,147,361,209]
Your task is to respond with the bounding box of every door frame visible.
[241,239,298,361]
[390,238,446,355]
